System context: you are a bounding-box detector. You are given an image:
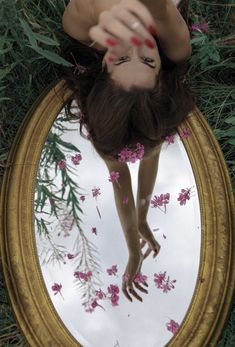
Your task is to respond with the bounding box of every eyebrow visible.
[113,60,156,69]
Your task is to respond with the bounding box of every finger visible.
[143,247,153,260]
[98,11,145,47]
[99,9,156,49]
[140,238,146,248]
[89,25,120,51]
[128,286,143,302]
[122,282,133,302]
[122,0,157,34]
[111,6,156,48]
[133,281,148,294]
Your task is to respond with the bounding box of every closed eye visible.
[114,58,156,69]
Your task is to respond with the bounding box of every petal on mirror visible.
[34,102,201,347]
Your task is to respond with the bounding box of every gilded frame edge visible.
[0,79,234,347]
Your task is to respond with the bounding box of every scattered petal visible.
[118,143,144,163]
[180,128,191,139]
[107,265,118,276]
[166,319,180,335]
[154,271,176,293]
[71,153,82,165]
[108,171,120,183]
[67,253,77,259]
[51,283,62,295]
[123,196,129,204]
[177,187,192,205]
[92,187,101,199]
[92,227,97,235]
[133,273,148,284]
[58,159,66,170]
[165,135,176,145]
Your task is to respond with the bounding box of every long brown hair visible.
[60,37,196,161]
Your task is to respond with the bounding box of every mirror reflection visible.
[34,104,201,347]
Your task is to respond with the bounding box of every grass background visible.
[0,0,234,345]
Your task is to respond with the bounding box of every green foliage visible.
[187,0,235,191]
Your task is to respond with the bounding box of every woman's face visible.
[102,41,161,90]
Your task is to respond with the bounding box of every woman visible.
[61,0,195,303]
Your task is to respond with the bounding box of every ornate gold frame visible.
[0,79,234,346]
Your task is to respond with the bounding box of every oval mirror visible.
[1,79,234,347]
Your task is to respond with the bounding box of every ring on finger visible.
[131,21,141,30]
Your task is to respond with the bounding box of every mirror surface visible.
[34,103,201,347]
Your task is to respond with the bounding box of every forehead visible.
[111,63,156,90]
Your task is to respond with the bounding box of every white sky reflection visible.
[35,111,201,347]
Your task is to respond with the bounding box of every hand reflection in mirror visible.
[101,144,161,302]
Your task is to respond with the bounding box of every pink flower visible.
[51,283,62,295]
[166,319,180,335]
[95,288,106,299]
[92,227,97,235]
[123,196,129,204]
[108,284,119,295]
[151,193,170,207]
[154,271,166,288]
[108,171,120,183]
[67,253,76,259]
[79,195,85,202]
[71,153,82,165]
[162,282,172,293]
[92,187,101,199]
[133,273,148,284]
[110,294,119,306]
[200,20,209,33]
[177,187,191,205]
[118,143,145,163]
[74,270,93,281]
[180,128,191,139]
[190,20,209,33]
[165,135,176,144]
[190,23,201,31]
[151,193,170,213]
[154,272,176,293]
[91,299,99,308]
[58,159,66,170]
[107,265,118,276]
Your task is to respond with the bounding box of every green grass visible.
[0,0,234,345]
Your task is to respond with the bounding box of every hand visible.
[122,252,148,302]
[89,0,157,57]
[138,221,161,260]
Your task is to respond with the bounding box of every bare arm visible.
[141,0,192,61]
[62,0,191,61]
[136,145,161,224]
[103,158,141,256]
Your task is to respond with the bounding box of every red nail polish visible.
[148,24,157,35]
[145,38,155,49]
[131,36,142,46]
[106,38,119,46]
